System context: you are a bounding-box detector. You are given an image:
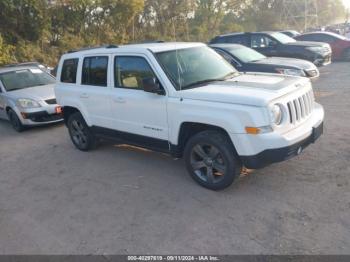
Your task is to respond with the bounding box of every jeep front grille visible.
[286,90,314,124]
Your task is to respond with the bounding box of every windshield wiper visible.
[181,72,238,90]
[181,78,225,90]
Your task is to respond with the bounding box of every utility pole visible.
[281,0,319,32]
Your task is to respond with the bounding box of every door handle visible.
[80,93,89,99]
[113,97,126,103]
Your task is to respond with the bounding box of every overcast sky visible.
[343,0,350,8]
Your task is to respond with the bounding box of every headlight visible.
[17,98,41,108]
[276,68,306,77]
[306,46,324,53]
[270,104,283,125]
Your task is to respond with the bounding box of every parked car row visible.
[1,28,344,189]
[210,32,332,66]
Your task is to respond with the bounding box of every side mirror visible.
[142,77,165,95]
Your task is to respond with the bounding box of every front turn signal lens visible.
[245,126,273,134]
[245,127,261,134]
[55,106,62,114]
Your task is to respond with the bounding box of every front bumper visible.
[18,105,63,126]
[240,121,323,169]
[312,52,332,66]
[22,111,63,125]
[230,102,324,169]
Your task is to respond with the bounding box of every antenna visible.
[281,0,319,31]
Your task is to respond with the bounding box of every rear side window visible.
[297,35,316,41]
[228,35,249,45]
[210,36,227,44]
[61,58,78,83]
[82,56,108,87]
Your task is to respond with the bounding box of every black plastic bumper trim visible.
[241,122,323,169]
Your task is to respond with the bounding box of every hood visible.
[175,73,310,107]
[251,57,316,70]
[285,41,328,48]
[6,84,56,101]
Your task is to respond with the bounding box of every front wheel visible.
[67,112,98,151]
[8,109,25,132]
[184,130,241,190]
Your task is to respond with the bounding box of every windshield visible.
[0,68,55,92]
[226,46,266,63]
[271,32,296,44]
[155,46,238,90]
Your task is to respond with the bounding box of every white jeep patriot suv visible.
[55,42,324,190]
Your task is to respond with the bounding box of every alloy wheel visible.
[190,143,227,184]
[70,119,88,148]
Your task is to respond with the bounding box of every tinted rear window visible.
[61,58,79,83]
[82,56,108,87]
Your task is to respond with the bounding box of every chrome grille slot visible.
[287,90,314,124]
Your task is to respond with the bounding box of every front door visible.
[109,55,169,144]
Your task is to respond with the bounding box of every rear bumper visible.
[241,122,323,169]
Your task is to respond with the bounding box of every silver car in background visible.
[0,65,63,132]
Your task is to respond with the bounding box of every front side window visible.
[156,46,238,90]
[82,56,108,87]
[0,69,55,92]
[61,58,78,83]
[270,32,296,44]
[252,35,278,48]
[114,56,156,90]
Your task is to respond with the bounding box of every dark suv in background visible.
[210,32,332,66]
[295,32,350,61]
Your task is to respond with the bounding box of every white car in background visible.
[0,65,63,132]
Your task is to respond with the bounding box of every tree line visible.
[0,0,346,66]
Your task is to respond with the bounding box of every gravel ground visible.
[0,62,349,255]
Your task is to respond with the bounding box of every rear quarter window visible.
[61,58,79,83]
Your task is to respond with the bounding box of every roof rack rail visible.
[67,44,119,53]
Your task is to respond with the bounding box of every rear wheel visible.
[7,109,24,132]
[67,112,98,151]
[184,130,241,190]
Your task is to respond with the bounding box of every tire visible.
[184,130,241,190]
[67,112,98,151]
[7,109,25,132]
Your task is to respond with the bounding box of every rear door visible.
[78,55,114,128]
